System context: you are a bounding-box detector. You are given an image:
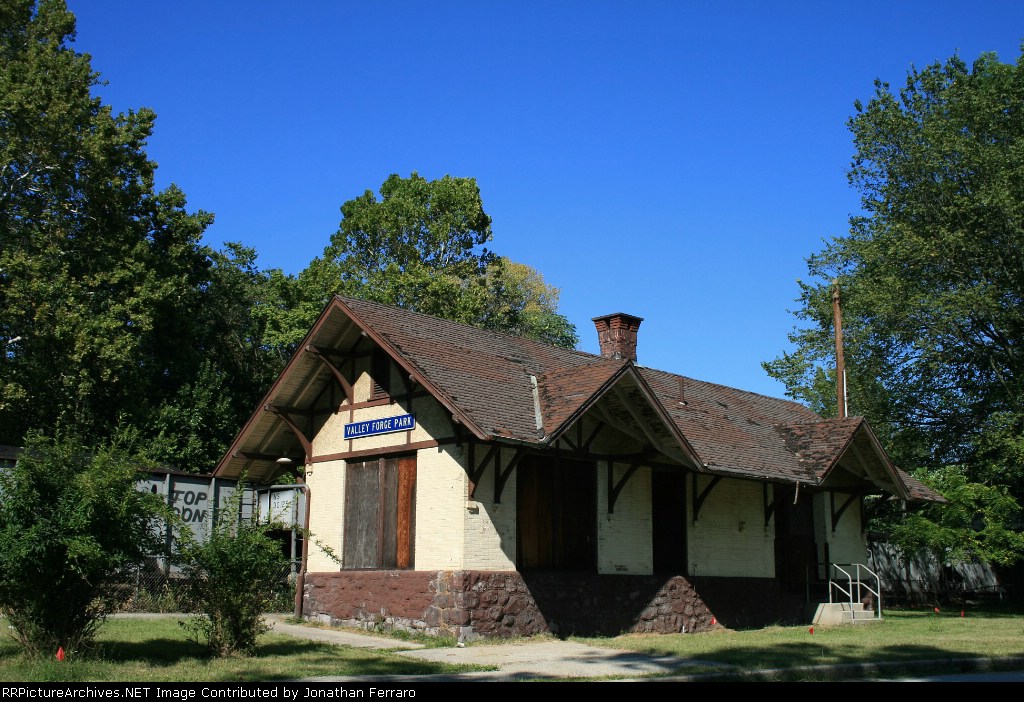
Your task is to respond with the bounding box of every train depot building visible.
[215,296,942,639]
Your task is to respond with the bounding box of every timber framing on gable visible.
[264,404,312,464]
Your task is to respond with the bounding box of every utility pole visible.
[832,280,847,419]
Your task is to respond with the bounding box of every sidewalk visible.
[265,614,725,681]
[263,615,1024,683]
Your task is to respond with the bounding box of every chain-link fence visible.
[114,558,299,614]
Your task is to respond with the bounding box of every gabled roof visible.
[774,418,944,502]
[215,296,943,502]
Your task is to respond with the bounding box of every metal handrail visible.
[829,562,883,620]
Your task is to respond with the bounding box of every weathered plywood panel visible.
[396,455,416,569]
[343,460,381,569]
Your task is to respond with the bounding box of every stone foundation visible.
[302,570,808,640]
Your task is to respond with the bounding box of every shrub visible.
[0,428,165,658]
[176,483,290,657]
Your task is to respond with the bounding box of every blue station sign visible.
[344,413,416,440]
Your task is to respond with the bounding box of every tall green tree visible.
[765,49,1024,566]
[0,1,283,468]
[481,257,580,348]
[289,172,578,349]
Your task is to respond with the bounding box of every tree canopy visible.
[288,172,578,349]
[765,49,1024,566]
[0,0,281,467]
[0,3,577,472]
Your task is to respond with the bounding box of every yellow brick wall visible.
[815,495,864,573]
[688,477,774,578]
[462,448,518,571]
[596,462,653,574]
[412,446,467,570]
[305,369,461,571]
[303,371,524,572]
[314,392,447,456]
[304,459,344,572]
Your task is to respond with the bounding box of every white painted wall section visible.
[462,449,517,571]
[688,477,774,578]
[305,459,345,572]
[412,446,467,570]
[597,462,653,574]
[823,493,868,567]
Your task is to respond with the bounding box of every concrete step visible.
[843,608,879,622]
[812,602,881,626]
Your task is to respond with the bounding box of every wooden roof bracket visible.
[581,420,605,452]
[494,447,526,504]
[830,490,860,532]
[466,442,498,500]
[304,345,353,404]
[692,474,722,523]
[265,404,312,464]
[763,482,778,528]
[608,461,641,514]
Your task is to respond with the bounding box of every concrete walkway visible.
[264,615,1024,683]
[118,614,1024,682]
[264,614,724,681]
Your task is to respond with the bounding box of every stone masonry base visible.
[303,570,807,640]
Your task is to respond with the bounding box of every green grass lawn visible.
[0,616,487,683]
[2,601,1023,683]
[573,600,1024,681]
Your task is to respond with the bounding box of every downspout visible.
[293,473,311,620]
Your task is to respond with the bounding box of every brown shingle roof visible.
[640,367,822,481]
[216,296,943,502]
[338,296,621,442]
[537,362,627,437]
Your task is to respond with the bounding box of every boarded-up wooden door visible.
[652,470,687,574]
[343,455,416,569]
[774,484,818,591]
[516,455,596,570]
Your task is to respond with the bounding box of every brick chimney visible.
[592,313,643,362]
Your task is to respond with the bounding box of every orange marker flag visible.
[710,616,716,626]
[56,647,64,661]
[808,626,814,635]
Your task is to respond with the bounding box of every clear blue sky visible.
[66,0,1024,400]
